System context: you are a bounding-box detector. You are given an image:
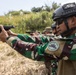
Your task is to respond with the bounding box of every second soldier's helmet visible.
[52,2,76,21]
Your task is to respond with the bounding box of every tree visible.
[45,5,51,12]
[31,7,42,12]
[52,2,61,10]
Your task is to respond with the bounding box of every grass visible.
[0,41,47,75]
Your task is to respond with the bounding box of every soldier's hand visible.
[0,25,9,42]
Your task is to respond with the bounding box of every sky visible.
[0,0,76,16]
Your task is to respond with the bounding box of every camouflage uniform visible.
[7,35,76,75]
[6,33,76,75]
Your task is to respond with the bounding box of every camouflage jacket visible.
[6,33,76,75]
[6,33,76,61]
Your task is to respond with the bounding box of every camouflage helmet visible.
[52,2,76,21]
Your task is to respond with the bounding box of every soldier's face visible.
[55,16,76,36]
[56,22,67,36]
[54,18,68,36]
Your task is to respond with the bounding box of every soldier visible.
[0,2,76,75]
[42,27,52,36]
[52,2,76,75]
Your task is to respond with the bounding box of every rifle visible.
[0,25,15,33]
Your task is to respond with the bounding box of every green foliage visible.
[0,1,61,33]
[6,11,20,16]
[0,11,54,33]
[52,2,61,10]
[15,19,26,33]
[31,7,42,12]
[44,5,51,12]
[5,10,31,16]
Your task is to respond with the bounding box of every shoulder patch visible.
[47,41,59,51]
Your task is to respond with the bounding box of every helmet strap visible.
[64,19,69,30]
[61,19,76,37]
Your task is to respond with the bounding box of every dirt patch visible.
[0,41,48,75]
